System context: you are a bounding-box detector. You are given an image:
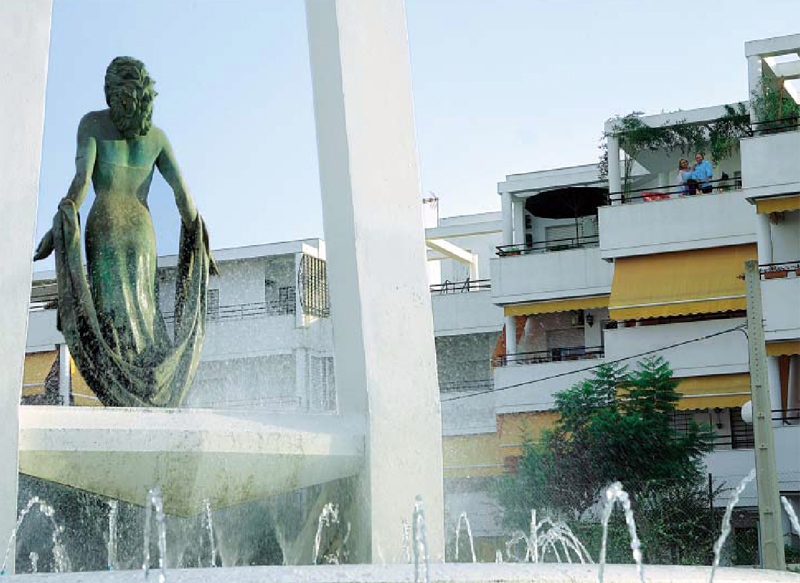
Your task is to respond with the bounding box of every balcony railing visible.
[496,235,599,257]
[707,408,799,449]
[749,116,800,136]
[606,177,740,205]
[439,379,493,393]
[430,279,491,293]
[492,346,605,367]
[163,299,295,324]
[759,261,800,280]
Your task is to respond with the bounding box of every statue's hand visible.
[33,229,54,261]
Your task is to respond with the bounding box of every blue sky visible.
[35,0,800,268]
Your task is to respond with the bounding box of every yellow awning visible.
[22,351,57,397]
[755,194,800,214]
[766,340,800,357]
[609,244,757,320]
[504,295,609,317]
[675,374,751,411]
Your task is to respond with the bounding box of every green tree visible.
[499,357,719,564]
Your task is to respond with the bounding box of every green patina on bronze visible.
[34,57,218,407]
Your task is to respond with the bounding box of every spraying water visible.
[1,497,70,575]
[142,486,167,583]
[412,496,430,583]
[400,520,412,563]
[782,496,800,536]
[453,512,476,563]
[598,482,644,583]
[504,510,592,565]
[312,503,339,565]
[28,553,38,574]
[203,499,217,568]
[708,469,756,583]
[106,500,118,571]
[495,549,503,563]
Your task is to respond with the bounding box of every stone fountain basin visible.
[6,564,800,582]
[18,406,365,516]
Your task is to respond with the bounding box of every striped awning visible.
[755,194,800,214]
[609,244,757,320]
[675,374,751,411]
[766,340,800,357]
[504,295,609,317]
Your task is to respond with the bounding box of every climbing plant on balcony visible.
[750,74,800,131]
[597,104,750,191]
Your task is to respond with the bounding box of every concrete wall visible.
[490,246,613,304]
[741,130,800,191]
[604,318,749,378]
[769,210,800,264]
[599,191,756,260]
[762,277,800,342]
[431,291,503,336]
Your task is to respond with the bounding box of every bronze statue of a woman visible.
[34,56,217,407]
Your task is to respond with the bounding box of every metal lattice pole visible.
[744,259,786,570]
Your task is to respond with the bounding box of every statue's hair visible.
[104,57,157,139]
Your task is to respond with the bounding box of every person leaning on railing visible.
[689,152,714,194]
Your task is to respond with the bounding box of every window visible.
[207,288,219,320]
[278,286,296,315]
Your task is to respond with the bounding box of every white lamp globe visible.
[741,400,753,424]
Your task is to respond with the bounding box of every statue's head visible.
[104,57,157,139]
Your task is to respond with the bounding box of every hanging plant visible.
[597,104,750,189]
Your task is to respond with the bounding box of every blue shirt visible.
[693,160,713,185]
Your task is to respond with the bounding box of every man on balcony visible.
[693,153,714,194]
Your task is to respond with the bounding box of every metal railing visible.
[430,279,491,293]
[162,299,295,324]
[439,379,493,393]
[710,408,800,449]
[749,116,800,136]
[605,177,740,205]
[496,235,599,257]
[759,260,800,279]
[493,345,605,367]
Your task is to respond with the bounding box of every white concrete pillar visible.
[748,55,764,123]
[512,198,526,246]
[58,344,71,406]
[501,191,513,246]
[767,356,783,425]
[607,134,622,204]
[756,213,773,265]
[0,0,53,569]
[504,315,517,362]
[294,252,306,328]
[306,0,444,563]
[789,355,800,416]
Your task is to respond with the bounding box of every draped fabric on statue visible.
[52,198,215,407]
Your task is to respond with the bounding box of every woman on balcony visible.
[677,158,694,196]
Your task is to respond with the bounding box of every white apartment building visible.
[438,34,800,558]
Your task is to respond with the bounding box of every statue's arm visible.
[34,116,96,261]
[155,132,198,226]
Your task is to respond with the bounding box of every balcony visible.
[490,244,613,305]
[741,122,800,196]
[604,318,749,378]
[430,279,503,336]
[599,189,756,260]
[761,262,800,342]
[492,345,604,367]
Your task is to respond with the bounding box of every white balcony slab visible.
[741,130,800,194]
[431,290,503,336]
[762,275,800,342]
[604,318,749,378]
[490,246,613,305]
[598,191,756,260]
[18,406,364,516]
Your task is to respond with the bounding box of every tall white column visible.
[58,344,71,406]
[767,356,783,425]
[501,191,513,246]
[306,0,444,563]
[0,0,52,570]
[748,55,764,123]
[512,198,525,246]
[607,134,622,204]
[504,316,517,361]
[756,213,773,265]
